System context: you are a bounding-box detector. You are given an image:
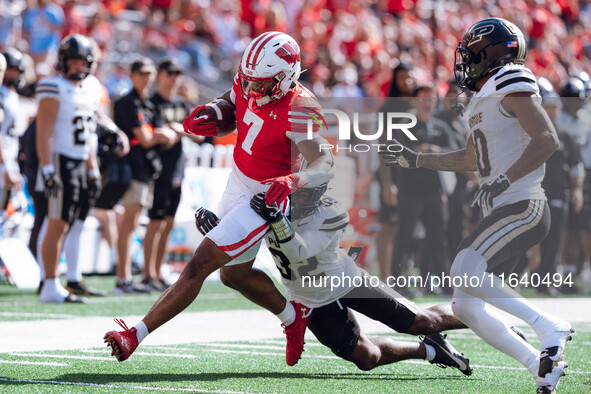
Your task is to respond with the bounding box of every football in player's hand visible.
[199,99,237,136]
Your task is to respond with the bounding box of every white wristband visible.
[42,164,55,177]
[88,168,101,178]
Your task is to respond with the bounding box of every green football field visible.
[1,277,590,393]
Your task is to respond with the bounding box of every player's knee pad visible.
[450,248,487,280]
[451,290,485,324]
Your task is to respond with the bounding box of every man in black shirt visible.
[392,85,459,289]
[142,59,194,291]
[113,57,177,294]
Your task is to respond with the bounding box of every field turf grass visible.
[0,276,590,393]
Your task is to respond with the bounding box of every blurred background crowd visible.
[1,0,590,99]
[1,0,591,297]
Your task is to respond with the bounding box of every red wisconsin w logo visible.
[275,42,300,66]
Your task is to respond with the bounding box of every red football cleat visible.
[104,318,139,362]
[283,301,312,366]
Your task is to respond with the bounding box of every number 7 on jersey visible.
[241,109,264,155]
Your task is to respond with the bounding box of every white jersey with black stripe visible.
[0,86,20,169]
[465,64,546,215]
[266,196,361,308]
[36,75,101,160]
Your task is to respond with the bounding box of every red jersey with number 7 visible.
[229,76,324,182]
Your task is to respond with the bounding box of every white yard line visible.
[0,378,250,393]
[0,360,68,367]
[0,293,241,307]
[0,312,79,319]
[9,353,113,361]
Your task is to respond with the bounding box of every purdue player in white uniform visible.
[36,34,101,303]
[195,182,472,373]
[0,49,25,209]
[384,18,573,393]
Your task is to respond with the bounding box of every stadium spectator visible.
[331,63,364,98]
[0,1,22,48]
[103,61,133,100]
[60,0,87,38]
[22,0,65,66]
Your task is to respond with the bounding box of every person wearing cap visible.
[112,56,177,294]
[0,49,24,209]
[141,58,194,291]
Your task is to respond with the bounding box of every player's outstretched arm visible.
[500,91,559,184]
[294,135,335,186]
[381,138,478,172]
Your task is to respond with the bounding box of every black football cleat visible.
[422,332,472,376]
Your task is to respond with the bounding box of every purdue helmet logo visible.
[468,24,495,46]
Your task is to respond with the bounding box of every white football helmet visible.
[239,31,302,110]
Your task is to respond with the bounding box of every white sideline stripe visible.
[0,293,240,307]
[84,293,241,304]
[0,378,249,393]
[0,312,78,319]
[0,360,68,367]
[10,353,112,361]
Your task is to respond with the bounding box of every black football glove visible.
[87,174,102,201]
[472,174,511,214]
[43,171,63,199]
[379,141,419,169]
[250,192,293,242]
[195,207,220,236]
[250,192,283,223]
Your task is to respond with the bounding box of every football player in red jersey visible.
[105,32,334,366]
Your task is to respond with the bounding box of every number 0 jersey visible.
[229,76,324,182]
[266,196,360,308]
[36,74,101,160]
[465,64,546,213]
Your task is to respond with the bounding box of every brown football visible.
[200,99,237,136]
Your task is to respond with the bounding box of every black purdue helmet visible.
[1,48,25,88]
[455,18,527,92]
[537,77,560,106]
[290,183,329,221]
[561,77,586,99]
[57,34,94,81]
